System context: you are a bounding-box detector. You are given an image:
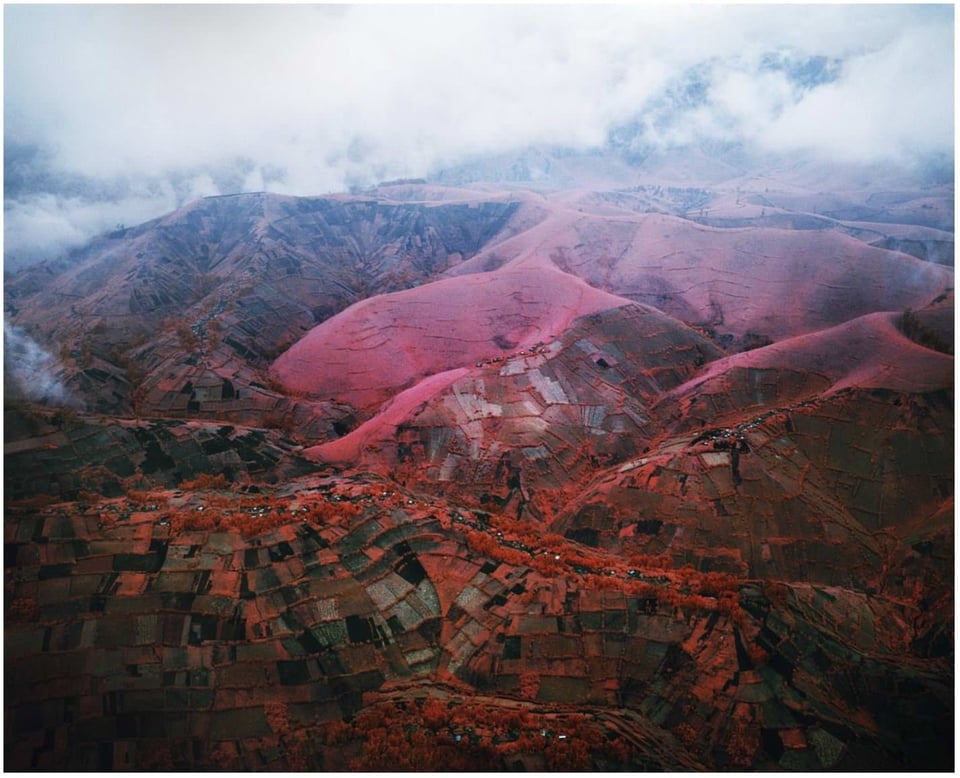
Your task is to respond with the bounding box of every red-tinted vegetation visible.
[3,181,953,772]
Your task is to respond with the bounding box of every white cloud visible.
[4,188,180,267]
[3,4,953,261]
[763,17,954,163]
[710,68,795,137]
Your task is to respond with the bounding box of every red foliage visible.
[127,489,167,507]
[262,701,310,769]
[466,530,499,557]
[518,672,540,700]
[673,722,698,746]
[420,696,450,730]
[530,554,565,577]
[206,742,240,770]
[179,473,230,490]
[263,701,291,735]
[725,717,759,768]
[696,571,742,597]
[320,718,353,746]
[545,736,592,771]
[746,643,769,666]
[497,546,529,567]
[269,697,641,772]
[305,498,361,525]
[602,735,632,765]
[7,596,38,622]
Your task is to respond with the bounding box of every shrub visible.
[179,473,230,490]
[518,672,540,700]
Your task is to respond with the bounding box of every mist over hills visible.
[3,2,954,771]
[5,136,953,272]
[4,2,953,269]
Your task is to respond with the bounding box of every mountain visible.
[3,168,953,770]
[5,190,524,429]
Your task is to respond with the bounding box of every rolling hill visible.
[4,174,953,770]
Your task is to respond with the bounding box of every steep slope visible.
[548,289,954,568]
[304,303,722,505]
[5,191,528,416]
[3,178,953,773]
[446,206,951,345]
[654,309,954,434]
[270,264,644,414]
[553,385,952,569]
[4,408,316,501]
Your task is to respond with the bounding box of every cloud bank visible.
[4,4,953,265]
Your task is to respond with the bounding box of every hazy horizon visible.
[4,3,954,266]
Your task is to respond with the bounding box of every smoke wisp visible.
[4,318,77,407]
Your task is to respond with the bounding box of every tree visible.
[518,672,540,700]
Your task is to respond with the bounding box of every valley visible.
[4,176,953,770]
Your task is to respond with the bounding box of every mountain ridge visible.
[3,175,953,771]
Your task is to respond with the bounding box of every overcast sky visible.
[4,3,954,266]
